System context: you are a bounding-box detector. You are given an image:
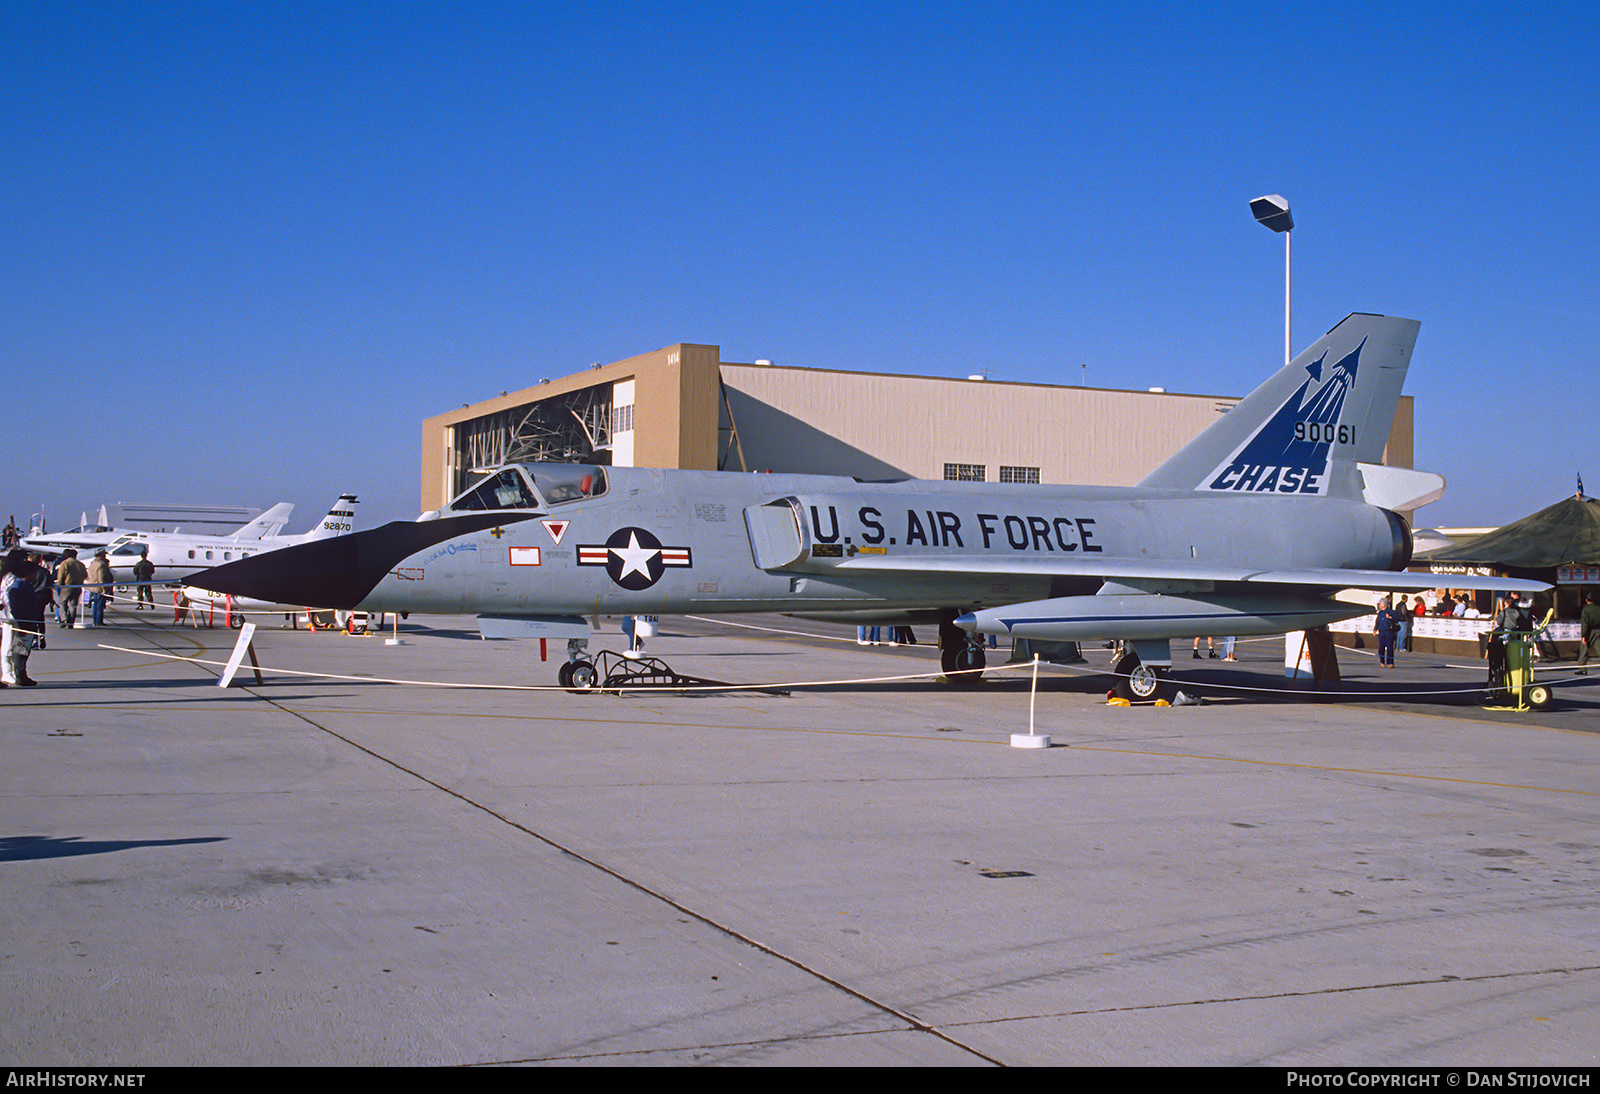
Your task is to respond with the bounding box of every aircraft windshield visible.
[530,465,607,505]
[105,534,147,558]
[450,468,544,512]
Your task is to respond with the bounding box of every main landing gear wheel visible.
[1113,652,1168,703]
[940,639,987,686]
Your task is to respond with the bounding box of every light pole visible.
[1250,194,1294,364]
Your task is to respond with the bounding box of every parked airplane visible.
[19,504,294,558]
[100,495,359,584]
[17,507,121,556]
[195,314,1545,696]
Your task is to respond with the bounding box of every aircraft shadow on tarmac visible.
[1165,663,1600,715]
[1,835,227,862]
[35,676,235,690]
[697,652,1600,709]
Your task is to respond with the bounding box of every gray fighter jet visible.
[195,313,1545,696]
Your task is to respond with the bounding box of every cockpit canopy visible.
[448,465,608,513]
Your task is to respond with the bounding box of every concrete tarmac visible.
[2,605,1597,1066]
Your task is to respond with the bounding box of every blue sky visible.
[6,2,1595,531]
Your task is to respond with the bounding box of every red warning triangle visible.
[542,519,570,545]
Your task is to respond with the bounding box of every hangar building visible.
[420,342,1415,513]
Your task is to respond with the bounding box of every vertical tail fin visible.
[232,503,294,539]
[299,494,359,542]
[1138,313,1418,499]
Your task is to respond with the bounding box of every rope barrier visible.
[88,635,1597,700]
[92,641,1016,692]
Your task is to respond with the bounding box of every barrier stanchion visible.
[1011,654,1051,748]
[218,623,264,687]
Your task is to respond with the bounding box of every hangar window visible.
[944,463,986,482]
[613,404,634,433]
[1000,466,1040,484]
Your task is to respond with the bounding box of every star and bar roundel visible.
[576,527,692,590]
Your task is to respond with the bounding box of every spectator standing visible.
[1,549,41,686]
[1578,592,1600,675]
[55,549,86,627]
[1373,597,1402,668]
[132,549,156,610]
[85,548,113,627]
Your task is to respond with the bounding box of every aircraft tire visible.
[940,640,986,686]
[558,662,574,688]
[228,612,245,629]
[965,643,987,678]
[1113,653,1168,703]
[567,660,597,692]
[1527,683,1555,710]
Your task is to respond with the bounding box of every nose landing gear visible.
[558,637,597,692]
[558,659,597,691]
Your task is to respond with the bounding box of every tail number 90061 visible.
[1295,422,1354,445]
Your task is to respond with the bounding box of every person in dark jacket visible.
[1577,592,1600,674]
[132,549,156,610]
[26,552,52,649]
[1373,597,1402,668]
[1,549,42,686]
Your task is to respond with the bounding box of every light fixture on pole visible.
[1249,194,1294,364]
